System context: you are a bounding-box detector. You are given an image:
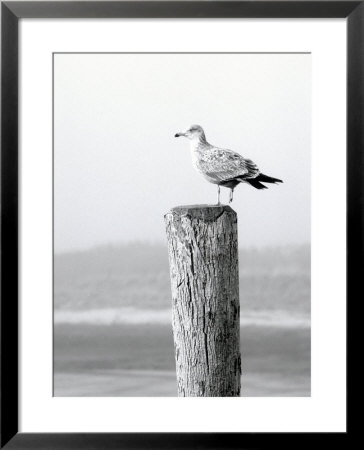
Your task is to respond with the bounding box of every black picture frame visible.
[1,1,359,448]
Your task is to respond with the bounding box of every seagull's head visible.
[175,125,206,141]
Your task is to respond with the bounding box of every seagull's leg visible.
[229,188,234,204]
[217,185,221,206]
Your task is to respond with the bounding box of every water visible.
[54,244,310,397]
[54,322,310,397]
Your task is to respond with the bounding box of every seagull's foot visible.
[229,189,234,204]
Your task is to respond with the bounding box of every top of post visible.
[165,204,236,222]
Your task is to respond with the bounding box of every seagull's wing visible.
[201,147,260,183]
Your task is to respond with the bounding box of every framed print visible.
[1,1,359,448]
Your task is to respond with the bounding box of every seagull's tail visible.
[246,179,268,190]
[256,173,283,184]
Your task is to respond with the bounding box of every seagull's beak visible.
[174,133,181,138]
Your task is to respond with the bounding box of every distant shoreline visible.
[54,307,310,329]
[54,242,311,257]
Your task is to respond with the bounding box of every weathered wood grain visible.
[164,205,241,397]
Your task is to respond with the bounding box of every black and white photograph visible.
[53,52,311,397]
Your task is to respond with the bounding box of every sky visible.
[54,53,311,252]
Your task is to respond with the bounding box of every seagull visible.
[175,124,283,205]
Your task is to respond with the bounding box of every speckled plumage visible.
[191,142,260,186]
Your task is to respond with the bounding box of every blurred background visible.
[54,53,311,396]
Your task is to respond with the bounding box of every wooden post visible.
[164,205,241,397]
